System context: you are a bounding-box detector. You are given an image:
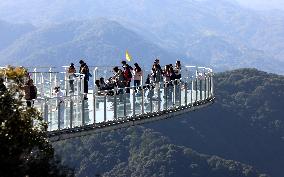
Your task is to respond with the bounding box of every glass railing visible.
[36,72,213,131]
[2,66,214,131]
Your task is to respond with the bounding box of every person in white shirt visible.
[175,60,181,80]
[133,63,143,91]
[54,86,65,128]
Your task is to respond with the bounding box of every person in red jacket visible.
[122,64,133,93]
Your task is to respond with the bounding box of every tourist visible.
[154,59,162,72]
[133,63,143,90]
[175,60,181,80]
[152,64,162,84]
[24,79,37,107]
[113,66,125,94]
[122,64,132,94]
[54,86,64,127]
[67,63,76,93]
[79,60,89,100]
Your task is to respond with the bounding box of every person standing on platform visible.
[24,79,37,107]
[79,60,89,100]
[54,86,65,128]
[154,59,162,72]
[122,61,133,94]
[174,60,182,101]
[175,60,181,80]
[133,63,143,92]
[113,66,125,95]
[68,63,76,93]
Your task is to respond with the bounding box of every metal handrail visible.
[3,65,214,137]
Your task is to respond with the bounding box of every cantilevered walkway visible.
[20,66,214,141]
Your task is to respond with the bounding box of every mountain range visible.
[0,0,283,73]
[0,19,182,67]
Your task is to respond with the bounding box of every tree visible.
[0,66,73,177]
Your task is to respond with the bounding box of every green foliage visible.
[0,66,28,89]
[54,127,267,177]
[54,68,282,177]
[0,89,73,176]
[150,68,284,177]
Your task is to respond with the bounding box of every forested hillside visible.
[54,68,283,177]
[150,68,284,177]
[54,127,267,177]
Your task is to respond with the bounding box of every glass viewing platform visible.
[2,65,215,141]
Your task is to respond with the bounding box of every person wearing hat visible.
[68,63,76,93]
[79,59,89,99]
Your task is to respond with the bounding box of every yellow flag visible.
[126,50,132,61]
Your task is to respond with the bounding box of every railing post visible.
[211,74,214,97]
[207,75,210,99]
[41,73,44,98]
[70,97,73,128]
[157,82,161,111]
[81,75,85,95]
[124,88,127,117]
[208,75,211,98]
[49,68,53,97]
[200,78,202,101]
[81,95,85,125]
[54,73,58,88]
[64,67,69,96]
[191,78,193,106]
[93,68,98,121]
[57,102,61,130]
[150,88,153,113]
[195,78,198,103]
[113,89,117,120]
[164,84,168,109]
[104,94,107,122]
[173,81,176,107]
[93,92,96,123]
[209,75,212,97]
[141,86,145,114]
[204,76,207,100]
[132,87,136,116]
[179,81,182,106]
[77,77,80,95]
[34,68,37,86]
[184,81,188,106]
[44,98,48,123]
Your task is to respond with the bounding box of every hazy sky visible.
[236,0,284,10]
